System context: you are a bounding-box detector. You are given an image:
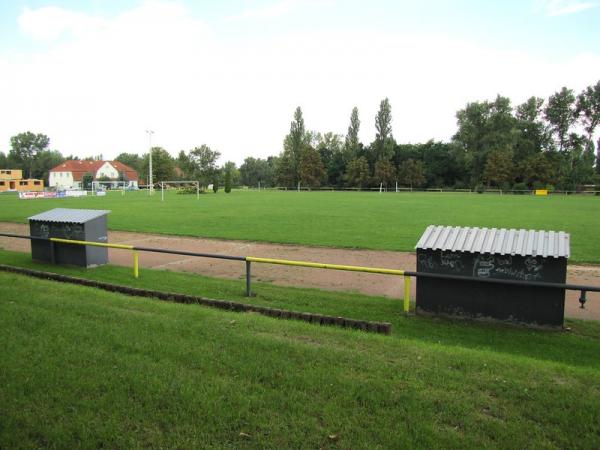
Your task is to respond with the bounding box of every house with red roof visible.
[49,160,139,190]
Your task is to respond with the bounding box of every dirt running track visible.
[1,222,599,321]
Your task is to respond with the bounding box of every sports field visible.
[1,254,600,448]
[1,190,599,263]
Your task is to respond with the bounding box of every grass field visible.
[1,190,599,263]
[1,257,600,448]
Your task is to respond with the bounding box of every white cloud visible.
[224,0,300,22]
[1,2,599,165]
[17,6,105,41]
[539,0,597,16]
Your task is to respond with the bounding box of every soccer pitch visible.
[0,190,599,263]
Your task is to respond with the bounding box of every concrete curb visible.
[0,264,392,335]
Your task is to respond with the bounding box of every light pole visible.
[145,130,154,195]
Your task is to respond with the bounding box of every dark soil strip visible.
[0,264,392,335]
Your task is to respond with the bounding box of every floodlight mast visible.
[146,130,154,195]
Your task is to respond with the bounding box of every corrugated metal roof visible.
[415,225,570,258]
[28,208,110,224]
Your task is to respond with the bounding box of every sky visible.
[0,0,599,164]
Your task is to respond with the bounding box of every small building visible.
[0,169,23,180]
[48,160,139,190]
[29,208,111,267]
[0,169,44,192]
[415,225,570,327]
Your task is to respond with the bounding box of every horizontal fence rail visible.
[1,232,599,312]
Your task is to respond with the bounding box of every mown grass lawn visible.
[1,189,599,262]
[1,251,600,448]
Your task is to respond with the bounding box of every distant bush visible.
[213,179,219,193]
[475,184,485,194]
[512,182,529,194]
[176,186,205,195]
[224,170,232,194]
[532,181,546,190]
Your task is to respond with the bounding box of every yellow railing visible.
[246,256,410,313]
[47,239,411,313]
[49,238,139,279]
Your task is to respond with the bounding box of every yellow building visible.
[0,169,23,180]
[0,169,44,192]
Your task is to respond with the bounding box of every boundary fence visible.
[254,186,600,195]
[2,232,599,313]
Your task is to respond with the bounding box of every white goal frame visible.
[91,180,133,196]
[159,180,200,201]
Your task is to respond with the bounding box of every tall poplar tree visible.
[374,98,394,161]
[344,107,361,162]
[544,87,577,152]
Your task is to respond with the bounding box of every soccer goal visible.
[91,180,134,196]
[159,180,200,201]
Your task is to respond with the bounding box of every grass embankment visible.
[1,190,599,262]
[1,250,600,447]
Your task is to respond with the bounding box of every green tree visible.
[187,145,221,187]
[398,158,426,190]
[279,106,310,186]
[596,139,600,175]
[315,132,344,186]
[483,149,514,188]
[344,107,361,162]
[33,150,64,183]
[0,151,7,168]
[576,81,600,140]
[344,156,370,188]
[115,152,143,175]
[9,131,50,178]
[276,151,295,187]
[453,96,518,184]
[141,147,175,184]
[298,146,326,188]
[240,157,275,187]
[224,166,232,193]
[517,153,554,187]
[82,173,94,190]
[221,161,240,186]
[212,172,220,193]
[544,87,577,152]
[418,141,467,188]
[374,98,394,160]
[515,96,550,160]
[373,158,396,188]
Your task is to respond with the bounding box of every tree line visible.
[3,81,598,192]
[0,134,240,193]
[240,81,600,191]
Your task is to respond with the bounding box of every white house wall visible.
[49,171,78,189]
[95,162,119,180]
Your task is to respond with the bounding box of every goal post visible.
[159,180,200,201]
[91,180,133,196]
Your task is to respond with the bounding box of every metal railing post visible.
[133,250,139,279]
[246,260,252,297]
[50,240,56,264]
[403,275,411,314]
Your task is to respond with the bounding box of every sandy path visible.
[1,222,599,321]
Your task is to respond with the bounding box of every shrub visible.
[176,186,204,195]
[475,184,485,194]
[212,179,219,193]
[224,170,232,194]
[512,182,529,194]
